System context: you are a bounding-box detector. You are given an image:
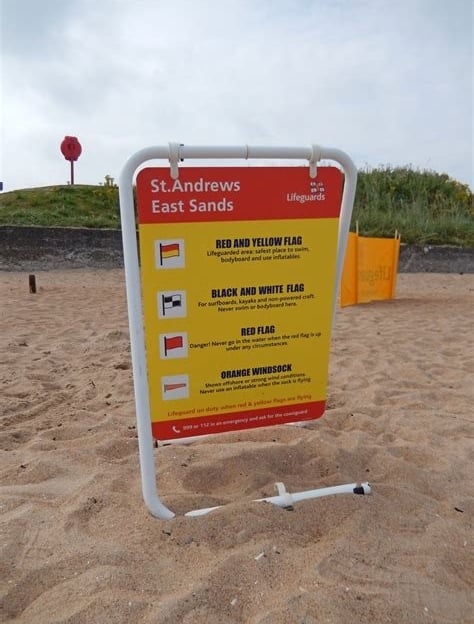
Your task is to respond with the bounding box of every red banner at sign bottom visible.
[151,401,325,440]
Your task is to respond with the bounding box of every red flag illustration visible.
[164,335,183,356]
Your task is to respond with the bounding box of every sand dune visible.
[1,269,473,623]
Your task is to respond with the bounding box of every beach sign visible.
[136,166,343,441]
[119,144,370,519]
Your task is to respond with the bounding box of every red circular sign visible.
[60,136,82,162]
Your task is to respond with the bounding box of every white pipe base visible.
[184,481,371,517]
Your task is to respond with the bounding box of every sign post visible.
[119,144,370,519]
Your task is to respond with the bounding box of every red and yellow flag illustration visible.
[159,242,180,265]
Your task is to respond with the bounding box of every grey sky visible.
[1,0,473,191]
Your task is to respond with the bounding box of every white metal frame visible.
[119,144,370,519]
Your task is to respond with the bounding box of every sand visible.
[1,269,473,623]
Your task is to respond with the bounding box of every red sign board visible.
[136,166,342,224]
[60,136,82,162]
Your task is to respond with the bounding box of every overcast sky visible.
[1,0,473,192]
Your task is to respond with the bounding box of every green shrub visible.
[352,167,473,246]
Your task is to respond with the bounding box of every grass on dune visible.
[0,168,472,246]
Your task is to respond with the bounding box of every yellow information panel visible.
[136,166,343,440]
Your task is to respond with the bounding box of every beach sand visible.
[1,269,473,623]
